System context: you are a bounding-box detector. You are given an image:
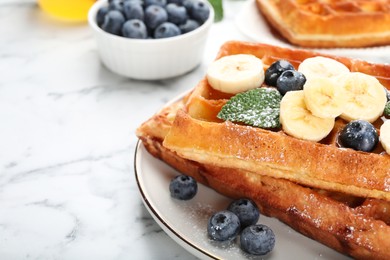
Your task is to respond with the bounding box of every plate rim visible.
[134,140,219,259]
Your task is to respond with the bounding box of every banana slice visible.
[206,54,264,94]
[380,120,390,154]
[303,77,345,119]
[298,56,350,81]
[338,72,387,123]
[280,90,335,142]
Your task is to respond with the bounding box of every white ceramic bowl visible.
[88,0,214,80]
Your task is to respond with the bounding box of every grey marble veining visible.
[0,0,247,259]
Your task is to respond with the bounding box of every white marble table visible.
[1,1,389,259]
[0,1,248,259]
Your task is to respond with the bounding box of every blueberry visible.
[183,0,195,11]
[124,0,144,4]
[276,70,306,95]
[169,174,197,200]
[207,210,241,241]
[123,1,144,20]
[227,198,260,228]
[122,19,148,39]
[240,224,275,255]
[101,10,126,35]
[385,88,390,101]
[145,0,167,7]
[109,0,125,12]
[96,6,109,27]
[179,19,199,33]
[265,60,295,87]
[338,120,379,152]
[145,5,168,29]
[189,0,210,24]
[154,22,181,38]
[166,3,188,25]
[168,0,185,4]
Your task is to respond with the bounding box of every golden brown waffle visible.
[166,85,390,200]
[256,0,390,48]
[136,41,390,259]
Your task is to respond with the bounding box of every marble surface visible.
[0,1,247,259]
[1,1,389,260]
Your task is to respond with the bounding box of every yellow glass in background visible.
[38,0,96,22]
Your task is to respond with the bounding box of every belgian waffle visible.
[256,0,390,48]
[136,41,390,259]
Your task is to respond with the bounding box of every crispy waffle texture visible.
[136,41,390,259]
[256,0,390,48]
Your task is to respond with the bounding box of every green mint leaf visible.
[217,88,282,128]
[384,101,390,116]
[208,0,223,22]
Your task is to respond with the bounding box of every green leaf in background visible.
[208,0,223,22]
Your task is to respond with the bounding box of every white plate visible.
[235,0,390,62]
[134,139,350,259]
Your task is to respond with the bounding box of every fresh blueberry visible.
[240,224,275,255]
[154,22,181,38]
[265,60,295,87]
[207,210,241,241]
[189,0,210,24]
[122,19,148,39]
[179,19,199,33]
[276,70,306,95]
[101,10,126,35]
[109,0,125,12]
[338,120,379,152]
[385,88,390,101]
[123,1,144,20]
[96,6,109,27]
[183,0,195,11]
[227,198,260,228]
[166,3,188,25]
[124,0,144,4]
[168,0,185,4]
[169,174,198,200]
[145,0,167,7]
[145,5,168,29]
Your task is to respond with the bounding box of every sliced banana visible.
[280,90,335,142]
[338,72,387,123]
[298,56,350,81]
[206,54,264,94]
[380,120,390,154]
[303,77,346,119]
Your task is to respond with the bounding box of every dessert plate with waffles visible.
[235,0,390,58]
[136,41,390,259]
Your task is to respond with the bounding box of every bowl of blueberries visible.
[88,0,214,80]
